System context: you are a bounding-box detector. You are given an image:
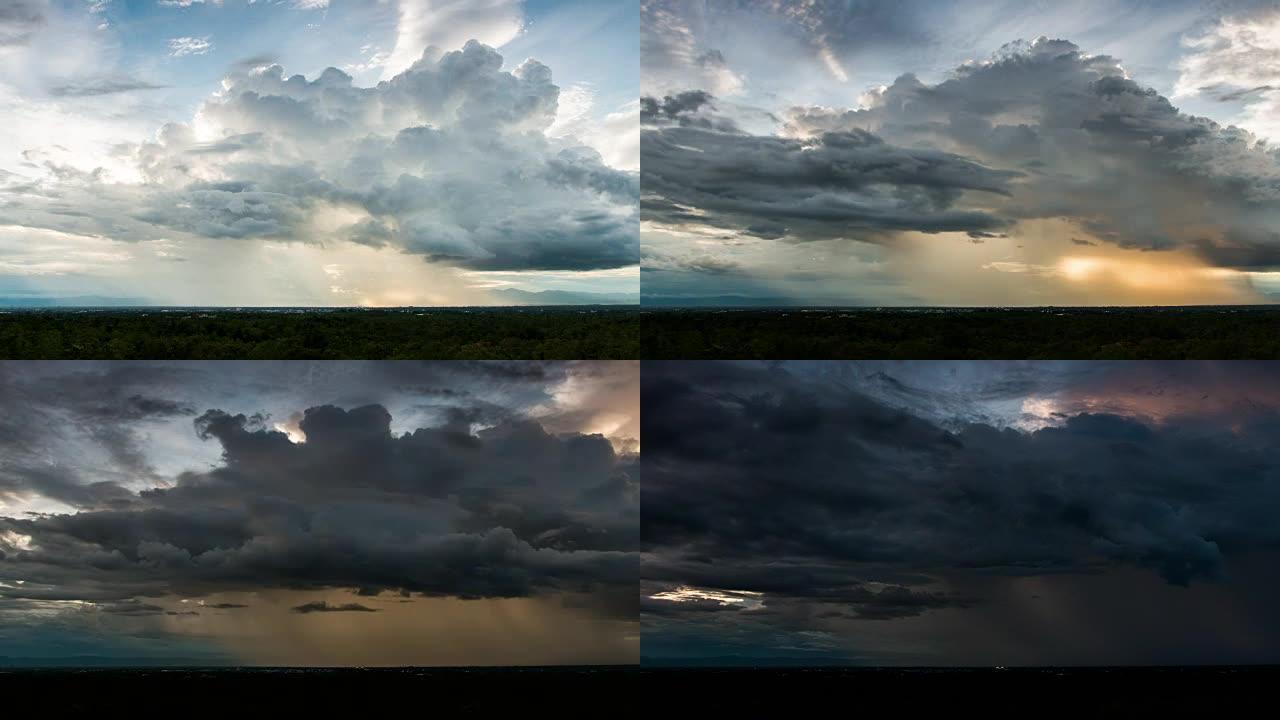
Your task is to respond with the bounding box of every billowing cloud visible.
[785,38,1280,265]
[0,0,638,305]
[2,39,638,283]
[0,361,638,666]
[648,37,1280,265]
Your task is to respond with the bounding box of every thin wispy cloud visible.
[167,35,212,56]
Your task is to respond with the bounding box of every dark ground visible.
[0,306,639,359]
[642,666,1280,717]
[642,306,1280,359]
[4,665,1272,715]
[0,666,640,714]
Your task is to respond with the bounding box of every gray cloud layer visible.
[643,118,1019,239]
[0,0,44,47]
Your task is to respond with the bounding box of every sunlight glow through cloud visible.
[650,586,766,610]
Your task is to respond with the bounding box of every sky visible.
[643,360,1280,666]
[0,360,639,666]
[641,0,1280,306]
[0,0,639,306]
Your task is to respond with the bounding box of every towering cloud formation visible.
[5,41,638,274]
[644,37,1280,266]
[785,38,1280,266]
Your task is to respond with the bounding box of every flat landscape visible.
[0,307,639,360]
[642,307,1280,359]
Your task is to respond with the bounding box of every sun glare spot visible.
[649,585,765,610]
[1018,396,1066,431]
[273,422,306,444]
[1058,256,1102,281]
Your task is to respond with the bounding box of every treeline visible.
[0,308,639,359]
[642,308,1280,359]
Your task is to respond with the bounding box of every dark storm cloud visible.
[640,91,739,132]
[641,117,1019,239]
[1,404,635,603]
[98,600,166,616]
[0,362,638,613]
[292,601,378,614]
[642,361,1280,632]
[0,466,132,510]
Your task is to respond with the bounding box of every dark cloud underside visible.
[642,361,1280,664]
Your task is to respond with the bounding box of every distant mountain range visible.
[641,295,815,307]
[642,655,860,667]
[493,289,638,305]
[0,291,638,308]
[0,656,229,668]
[0,295,149,307]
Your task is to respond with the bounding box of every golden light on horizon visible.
[156,590,638,667]
[889,219,1271,306]
[1056,254,1247,294]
